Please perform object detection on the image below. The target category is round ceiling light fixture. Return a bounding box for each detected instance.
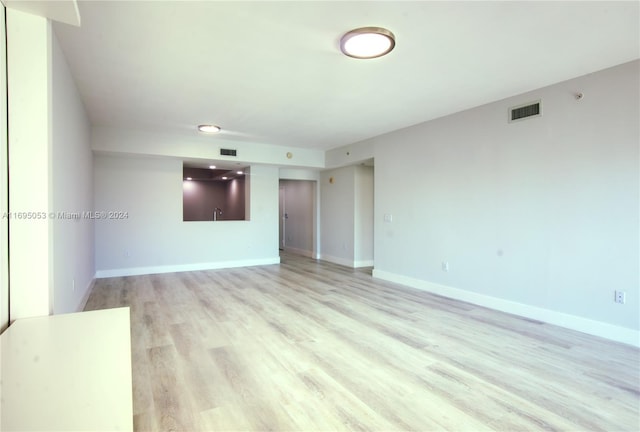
[198,124,221,133]
[340,27,395,59]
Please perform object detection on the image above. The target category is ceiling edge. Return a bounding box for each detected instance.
[4,0,80,26]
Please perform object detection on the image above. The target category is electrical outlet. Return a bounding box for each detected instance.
[615,290,626,304]
[442,261,449,272]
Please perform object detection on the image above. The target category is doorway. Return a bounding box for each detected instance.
[279,180,317,258]
[279,185,285,249]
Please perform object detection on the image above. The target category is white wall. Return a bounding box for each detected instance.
[320,166,356,266]
[320,165,374,268]
[51,31,94,314]
[93,126,325,169]
[5,11,94,319]
[280,180,315,257]
[0,5,9,332]
[366,60,639,345]
[325,140,374,170]
[279,168,321,182]
[354,165,374,266]
[6,10,52,320]
[94,155,279,276]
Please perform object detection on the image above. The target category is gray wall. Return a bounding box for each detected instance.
[225,176,246,221]
[183,168,246,221]
[183,181,226,221]
[368,60,639,335]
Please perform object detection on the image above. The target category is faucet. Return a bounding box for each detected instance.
[213,207,223,221]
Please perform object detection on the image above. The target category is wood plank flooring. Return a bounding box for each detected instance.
[85,252,640,431]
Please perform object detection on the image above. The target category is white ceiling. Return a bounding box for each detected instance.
[5,0,80,26]
[52,1,639,151]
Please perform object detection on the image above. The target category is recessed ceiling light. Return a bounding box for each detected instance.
[198,124,221,133]
[186,177,192,181]
[221,176,228,180]
[209,165,216,169]
[340,27,395,59]
[236,171,243,175]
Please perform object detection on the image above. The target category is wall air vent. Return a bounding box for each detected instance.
[509,100,541,123]
[220,148,237,157]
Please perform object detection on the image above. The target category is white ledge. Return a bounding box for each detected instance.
[1,307,133,431]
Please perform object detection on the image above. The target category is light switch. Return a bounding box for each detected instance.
[384,213,393,223]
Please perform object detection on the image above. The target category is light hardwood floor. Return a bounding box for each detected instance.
[85,252,640,431]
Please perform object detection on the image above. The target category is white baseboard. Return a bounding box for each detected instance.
[75,278,96,312]
[95,257,281,278]
[318,254,355,268]
[318,255,373,268]
[283,246,314,258]
[372,269,640,348]
[319,254,373,268]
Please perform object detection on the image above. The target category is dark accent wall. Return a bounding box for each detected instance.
[182,167,246,221]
